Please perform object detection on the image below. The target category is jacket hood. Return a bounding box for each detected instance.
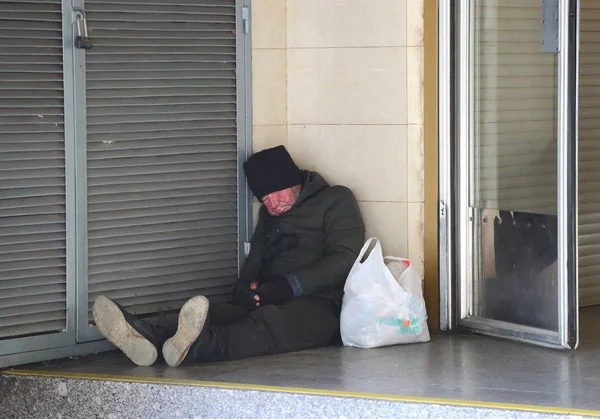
[297,171,329,204]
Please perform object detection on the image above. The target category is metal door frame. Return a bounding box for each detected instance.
[438,0,579,348]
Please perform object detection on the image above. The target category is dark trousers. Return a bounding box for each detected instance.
[161,296,341,364]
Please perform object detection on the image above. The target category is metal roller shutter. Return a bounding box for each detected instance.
[85,0,240,316]
[578,0,600,307]
[0,0,67,338]
[472,0,558,215]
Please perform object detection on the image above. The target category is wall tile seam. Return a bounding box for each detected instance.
[284,0,289,132]
[286,46,411,49]
[357,200,426,204]
[285,123,414,126]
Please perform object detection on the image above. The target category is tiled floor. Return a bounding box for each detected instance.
[13,307,600,413]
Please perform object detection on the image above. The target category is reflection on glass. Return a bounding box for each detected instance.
[471,1,557,214]
[469,1,559,331]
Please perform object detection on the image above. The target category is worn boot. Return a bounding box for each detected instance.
[162,295,210,367]
[92,295,168,367]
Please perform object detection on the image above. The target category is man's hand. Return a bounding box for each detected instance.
[232,284,260,309]
[255,278,293,306]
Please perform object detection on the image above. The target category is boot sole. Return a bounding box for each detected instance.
[162,296,209,367]
[92,295,158,367]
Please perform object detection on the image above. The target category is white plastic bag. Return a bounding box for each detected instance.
[340,238,430,348]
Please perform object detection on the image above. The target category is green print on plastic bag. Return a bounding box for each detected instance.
[376,317,422,334]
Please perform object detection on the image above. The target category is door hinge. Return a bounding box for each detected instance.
[242,6,250,34]
[244,241,251,256]
[541,0,559,53]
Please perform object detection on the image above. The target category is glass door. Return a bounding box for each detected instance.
[446,0,579,348]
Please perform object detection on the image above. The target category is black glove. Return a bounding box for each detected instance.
[256,277,294,306]
[232,284,258,310]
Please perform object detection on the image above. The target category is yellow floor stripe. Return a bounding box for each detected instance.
[4,369,600,417]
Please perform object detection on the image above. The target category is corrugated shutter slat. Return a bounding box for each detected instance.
[86,1,239,317]
[0,1,67,339]
[579,1,600,306]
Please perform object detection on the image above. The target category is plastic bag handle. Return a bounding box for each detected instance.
[383,256,408,262]
[355,237,380,265]
[383,256,410,266]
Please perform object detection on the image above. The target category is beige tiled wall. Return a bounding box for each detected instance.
[251,0,287,151]
[251,0,425,275]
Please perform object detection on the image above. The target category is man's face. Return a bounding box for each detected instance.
[262,185,302,216]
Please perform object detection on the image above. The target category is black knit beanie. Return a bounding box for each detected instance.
[244,145,304,200]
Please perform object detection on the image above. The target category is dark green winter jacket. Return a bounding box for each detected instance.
[237,171,365,305]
